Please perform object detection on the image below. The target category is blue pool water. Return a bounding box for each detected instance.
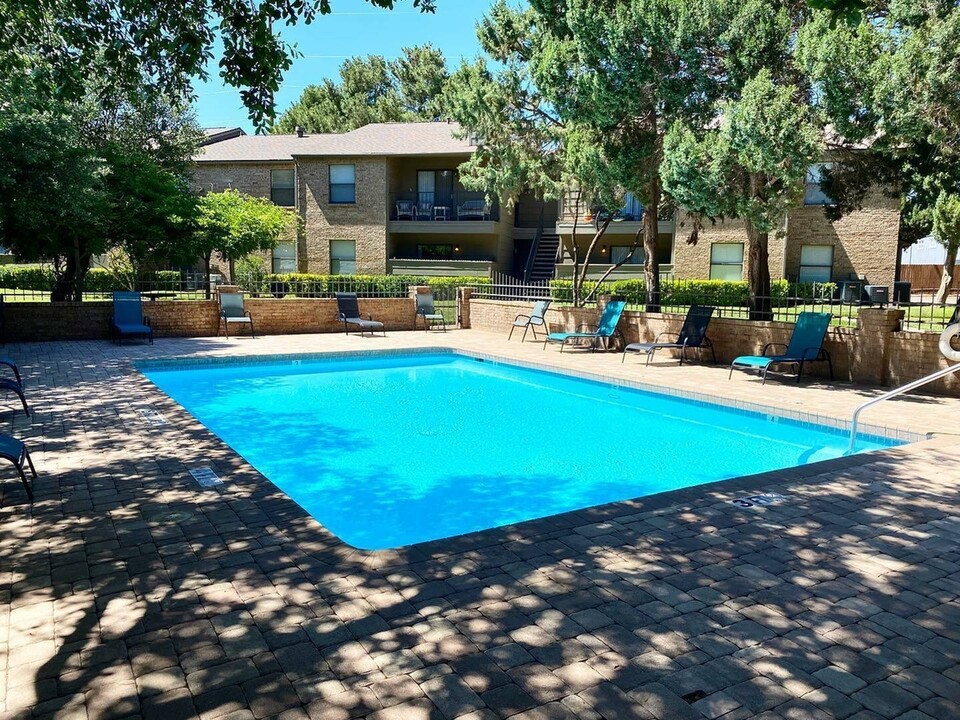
[142,352,897,550]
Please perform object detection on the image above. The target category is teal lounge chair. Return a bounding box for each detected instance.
[623,305,716,365]
[111,291,153,345]
[219,292,255,338]
[729,311,834,384]
[414,292,446,332]
[0,434,36,501]
[509,300,551,341]
[544,299,627,352]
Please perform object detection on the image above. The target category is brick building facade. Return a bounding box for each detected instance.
[194,123,901,289]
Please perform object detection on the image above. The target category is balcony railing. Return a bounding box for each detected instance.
[389,192,500,222]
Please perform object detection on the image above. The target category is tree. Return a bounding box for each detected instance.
[0,78,203,300]
[1,0,436,128]
[446,0,721,310]
[272,45,449,134]
[663,70,822,319]
[798,3,960,315]
[933,193,960,306]
[193,190,295,295]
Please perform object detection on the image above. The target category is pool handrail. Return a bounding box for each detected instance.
[848,362,960,453]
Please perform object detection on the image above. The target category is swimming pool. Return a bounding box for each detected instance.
[142,351,898,550]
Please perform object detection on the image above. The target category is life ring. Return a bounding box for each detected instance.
[939,323,960,362]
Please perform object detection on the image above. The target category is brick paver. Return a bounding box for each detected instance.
[1,330,959,720]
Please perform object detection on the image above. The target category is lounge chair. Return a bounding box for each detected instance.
[509,300,551,341]
[544,299,627,352]
[219,292,255,338]
[729,311,834,384]
[622,305,716,365]
[0,434,36,501]
[396,200,416,220]
[336,293,385,337]
[111,291,153,345]
[458,199,490,220]
[414,292,446,332]
[417,200,434,220]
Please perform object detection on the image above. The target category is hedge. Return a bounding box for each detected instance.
[238,272,493,298]
[548,278,838,306]
[0,266,183,292]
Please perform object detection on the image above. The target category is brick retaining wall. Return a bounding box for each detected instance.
[4,297,418,342]
[469,298,960,396]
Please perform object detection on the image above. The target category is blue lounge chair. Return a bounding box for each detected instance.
[729,311,834,384]
[0,434,36,501]
[622,305,716,365]
[414,292,446,332]
[509,300,551,341]
[111,291,153,345]
[219,292,255,338]
[544,299,627,352]
[336,293,385,337]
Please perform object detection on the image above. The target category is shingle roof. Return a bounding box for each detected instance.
[193,122,474,162]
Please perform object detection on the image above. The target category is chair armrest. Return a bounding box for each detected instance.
[762,342,788,356]
[800,346,825,360]
[514,313,531,322]
[654,331,680,343]
[245,311,252,319]
[143,316,152,327]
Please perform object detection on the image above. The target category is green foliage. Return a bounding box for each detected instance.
[933,193,960,255]
[194,190,294,270]
[272,45,449,134]
[548,278,837,307]
[0,266,182,292]
[2,1,437,129]
[239,273,491,298]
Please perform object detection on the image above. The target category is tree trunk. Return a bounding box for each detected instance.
[50,242,91,302]
[934,243,958,306]
[643,174,661,312]
[746,221,773,321]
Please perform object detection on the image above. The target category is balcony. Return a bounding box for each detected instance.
[388,192,500,234]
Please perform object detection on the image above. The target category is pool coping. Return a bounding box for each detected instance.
[127,346,937,569]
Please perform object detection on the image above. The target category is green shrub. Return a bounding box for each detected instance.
[253,273,492,298]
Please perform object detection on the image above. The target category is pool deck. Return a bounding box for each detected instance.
[3,329,960,720]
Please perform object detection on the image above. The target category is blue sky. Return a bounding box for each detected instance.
[193,0,497,131]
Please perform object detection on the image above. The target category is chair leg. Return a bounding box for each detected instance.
[14,463,33,502]
[796,360,804,384]
[728,362,736,380]
[250,321,256,339]
[508,325,515,341]
[825,350,834,380]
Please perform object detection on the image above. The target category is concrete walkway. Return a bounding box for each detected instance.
[1,330,959,720]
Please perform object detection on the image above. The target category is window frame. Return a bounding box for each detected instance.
[709,243,744,281]
[804,163,835,206]
[329,164,356,205]
[798,244,834,283]
[271,242,297,274]
[270,169,295,207]
[329,239,357,275]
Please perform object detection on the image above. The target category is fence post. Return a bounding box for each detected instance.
[458,287,473,329]
[851,307,905,386]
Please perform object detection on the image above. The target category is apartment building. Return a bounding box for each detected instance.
[194,122,901,289]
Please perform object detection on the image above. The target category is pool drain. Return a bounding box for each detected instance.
[138,407,168,426]
[189,467,223,488]
[729,492,787,508]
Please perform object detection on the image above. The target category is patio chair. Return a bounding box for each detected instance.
[509,300,551,341]
[458,199,490,220]
[544,299,627,353]
[336,293,386,337]
[111,291,153,345]
[396,200,417,221]
[219,292,255,338]
[417,199,434,221]
[729,311,834,384]
[0,355,21,385]
[0,434,37,501]
[622,305,716,365]
[414,292,446,332]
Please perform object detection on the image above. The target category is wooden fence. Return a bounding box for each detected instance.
[900,264,960,291]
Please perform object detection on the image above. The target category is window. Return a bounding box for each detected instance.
[620,193,643,221]
[272,242,296,273]
[329,164,356,204]
[611,246,643,265]
[270,169,295,207]
[710,243,744,281]
[607,234,673,266]
[330,240,356,274]
[798,245,834,282]
[804,163,835,206]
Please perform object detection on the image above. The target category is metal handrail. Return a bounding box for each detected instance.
[848,362,960,453]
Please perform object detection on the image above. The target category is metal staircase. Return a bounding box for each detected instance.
[527,233,560,282]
